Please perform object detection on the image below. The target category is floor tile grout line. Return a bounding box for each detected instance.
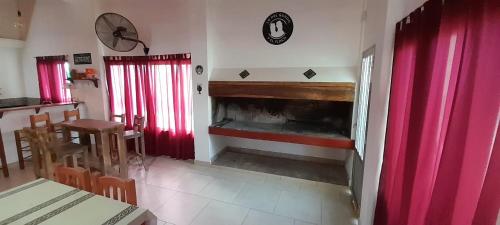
[272,189,284,214]
[239,207,251,225]
[187,199,213,225]
[247,208,297,223]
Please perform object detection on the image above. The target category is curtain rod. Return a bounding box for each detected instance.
[33,54,69,58]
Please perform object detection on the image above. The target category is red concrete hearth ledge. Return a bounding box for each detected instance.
[209,126,355,150]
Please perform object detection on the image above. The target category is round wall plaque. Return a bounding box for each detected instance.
[262,12,294,45]
[195,65,203,75]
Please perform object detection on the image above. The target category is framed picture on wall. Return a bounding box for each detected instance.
[73,53,92,65]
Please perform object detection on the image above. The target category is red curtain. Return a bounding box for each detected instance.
[36,56,70,103]
[104,54,194,160]
[375,0,500,224]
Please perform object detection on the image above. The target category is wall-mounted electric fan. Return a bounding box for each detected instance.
[95,13,150,55]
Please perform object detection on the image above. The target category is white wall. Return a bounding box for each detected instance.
[211,67,357,82]
[188,0,212,163]
[0,38,25,98]
[358,0,424,224]
[95,0,191,56]
[208,0,363,68]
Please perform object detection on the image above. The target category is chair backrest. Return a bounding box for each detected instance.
[96,176,137,206]
[64,109,80,121]
[23,127,52,178]
[23,127,56,156]
[133,116,145,133]
[54,166,92,192]
[111,114,125,123]
[30,112,52,130]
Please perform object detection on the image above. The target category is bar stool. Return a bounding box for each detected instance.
[0,129,9,177]
[124,116,146,170]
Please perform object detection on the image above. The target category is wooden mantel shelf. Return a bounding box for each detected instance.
[209,81,356,102]
[209,126,355,149]
[0,101,83,119]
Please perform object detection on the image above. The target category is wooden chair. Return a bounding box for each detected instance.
[54,166,92,192]
[124,116,147,170]
[95,176,137,206]
[53,109,79,135]
[30,112,54,131]
[0,129,9,177]
[64,109,81,121]
[13,112,53,170]
[62,109,81,142]
[14,129,30,169]
[23,127,89,179]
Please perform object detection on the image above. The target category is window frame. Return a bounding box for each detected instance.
[355,46,375,161]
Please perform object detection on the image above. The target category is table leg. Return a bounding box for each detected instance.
[99,131,112,176]
[63,127,72,143]
[79,132,95,158]
[116,128,128,179]
[0,131,9,177]
[14,130,25,170]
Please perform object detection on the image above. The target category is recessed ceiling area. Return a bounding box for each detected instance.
[0,0,35,40]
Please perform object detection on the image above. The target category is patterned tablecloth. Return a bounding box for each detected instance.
[0,179,156,225]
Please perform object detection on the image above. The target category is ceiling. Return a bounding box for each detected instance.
[0,0,35,40]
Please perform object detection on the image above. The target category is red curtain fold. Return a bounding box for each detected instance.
[375,0,500,224]
[104,54,194,160]
[36,55,70,103]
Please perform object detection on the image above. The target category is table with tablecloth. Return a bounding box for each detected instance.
[0,179,156,225]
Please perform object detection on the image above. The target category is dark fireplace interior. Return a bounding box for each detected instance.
[211,97,353,139]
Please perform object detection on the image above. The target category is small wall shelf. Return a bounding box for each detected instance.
[68,77,99,88]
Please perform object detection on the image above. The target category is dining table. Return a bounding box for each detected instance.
[60,119,128,178]
[0,178,157,225]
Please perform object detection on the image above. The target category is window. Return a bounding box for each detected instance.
[105,55,194,159]
[355,47,375,160]
[36,56,71,103]
[105,56,193,134]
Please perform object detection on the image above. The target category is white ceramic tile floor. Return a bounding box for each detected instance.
[242,210,294,225]
[190,201,249,225]
[0,156,358,225]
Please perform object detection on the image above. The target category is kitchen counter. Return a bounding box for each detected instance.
[0,98,82,118]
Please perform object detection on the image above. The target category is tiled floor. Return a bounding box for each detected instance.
[0,157,358,225]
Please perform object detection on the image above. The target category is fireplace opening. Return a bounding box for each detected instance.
[211,97,353,141]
